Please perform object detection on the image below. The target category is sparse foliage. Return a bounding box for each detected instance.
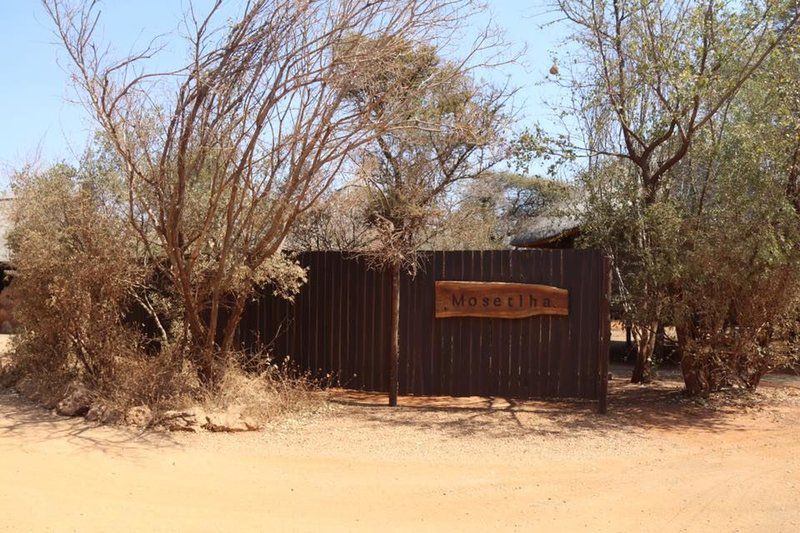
[343,38,513,404]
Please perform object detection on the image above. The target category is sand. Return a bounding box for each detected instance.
[2,371,799,532]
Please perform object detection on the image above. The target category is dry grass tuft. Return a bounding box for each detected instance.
[200,354,327,426]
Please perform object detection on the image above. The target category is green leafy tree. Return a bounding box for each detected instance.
[549,0,800,383]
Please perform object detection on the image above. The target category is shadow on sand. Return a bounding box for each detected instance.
[0,391,181,456]
[326,370,799,440]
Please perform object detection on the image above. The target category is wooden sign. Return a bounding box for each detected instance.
[435,281,568,319]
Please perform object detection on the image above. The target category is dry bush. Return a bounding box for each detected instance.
[6,165,184,408]
[4,163,322,425]
[199,353,326,426]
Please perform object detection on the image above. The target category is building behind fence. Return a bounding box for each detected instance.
[238,249,610,405]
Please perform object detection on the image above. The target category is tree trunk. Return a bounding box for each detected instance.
[631,321,657,383]
[676,325,715,396]
[625,321,633,354]
[680,354,707,396]
[388,263,400,407]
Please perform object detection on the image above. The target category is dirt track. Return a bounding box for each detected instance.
[2,373,800,532]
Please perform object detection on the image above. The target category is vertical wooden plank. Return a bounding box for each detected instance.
[439,253,448,396]
[564,250,583,398]
[329,251,338,383]
[477,250,492,397]
[398,266,410,395]
[448,251,470,396]
[557,250,575,397]
[315,252,330,377]
[339,256,350,387]
[488,250,503,396]
[359,256,369,389]
[468,250,482,396]
[299,253,309,376]
[578,250,593,398]
[598,253,611,412]
[308,253,317,375]
[585,250,600,399]
[423,252,442,394]
[364,263,375,390]
[376,267,386,392]
[439,252,454,395]
[494,249,508,397]
[419,252,434,395]
[507,250,523,398]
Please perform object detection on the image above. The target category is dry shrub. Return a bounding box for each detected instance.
[4,163,322,426]
[200,353,325,426]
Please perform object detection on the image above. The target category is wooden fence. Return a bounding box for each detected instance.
[238,249,610,408]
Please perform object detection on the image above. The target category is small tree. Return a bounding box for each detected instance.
[43,0,482,387]
[341,39,512,405]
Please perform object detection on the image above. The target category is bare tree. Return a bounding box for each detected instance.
[43,0,483,387]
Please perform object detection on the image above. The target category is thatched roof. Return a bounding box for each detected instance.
[510,214,581,248]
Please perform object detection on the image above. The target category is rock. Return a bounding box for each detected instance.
[160,408,203,432]
[85,404,122,424]
[204,412,249,432]
[203,406,255,432]
[56,385,91,417]
[125,405,153,428]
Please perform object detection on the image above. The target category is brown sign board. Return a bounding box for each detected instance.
[435,281,569,319]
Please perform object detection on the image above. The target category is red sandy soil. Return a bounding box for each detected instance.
[2,369,799,532]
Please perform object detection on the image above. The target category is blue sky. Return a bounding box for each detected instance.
[0,1,571,189]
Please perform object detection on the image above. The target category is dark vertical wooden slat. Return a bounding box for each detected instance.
[507,250,523,398]
[308,253,317,376]
[315,252,330,377]
[488,251,503,396]
[452,251,465,396]
[557,250,576,397]
[365,263,376,390]
[495,249,509,397]
[413,255,427,395]
[431,253,443,395]
[376,267,386,392]
[585,250,600,399]
[542,250,555,397]
[468,251,482,396]
[578,250,593,397]
[325,252,342,386]
[563,250,582,398]
[477,250,492,397]
[439,252,454,395]
[398,267,410,395]
[338,256,349,386]
[423,252,442,394]
[419,252,434,395]
[357,257,368,390]
[299,253,309,376]
[598,254,611,412]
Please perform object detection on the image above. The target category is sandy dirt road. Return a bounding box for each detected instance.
[1,375,799,532]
